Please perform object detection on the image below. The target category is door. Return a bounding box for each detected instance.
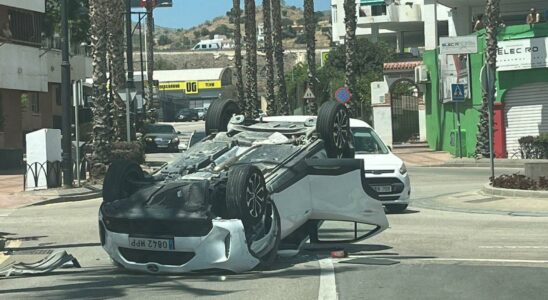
[391,80,420,144]
[305,159,388,240]
[504,82,548,158]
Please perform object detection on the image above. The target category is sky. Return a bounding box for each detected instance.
[134,0,332,29]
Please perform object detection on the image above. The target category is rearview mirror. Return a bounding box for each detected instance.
[313,220,379,243]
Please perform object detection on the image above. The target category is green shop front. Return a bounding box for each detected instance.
[423,23,548,158]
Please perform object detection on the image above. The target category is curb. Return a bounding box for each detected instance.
[481,183,548,199]
[27,190,102,207]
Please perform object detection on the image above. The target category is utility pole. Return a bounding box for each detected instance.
[61,0,73,187]
[125,0,134,141]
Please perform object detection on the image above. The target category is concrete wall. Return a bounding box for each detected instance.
[0,0,45,13]
[372,105,393,147]
[45,51,92,83]
[0,44,48,92]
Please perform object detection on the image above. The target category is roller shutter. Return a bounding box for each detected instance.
[504,82,548,158]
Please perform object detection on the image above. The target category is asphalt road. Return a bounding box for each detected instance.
[1,167,548,299]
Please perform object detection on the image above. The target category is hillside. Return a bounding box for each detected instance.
[152,5,332,51]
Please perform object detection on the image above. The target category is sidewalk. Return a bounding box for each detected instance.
[392,148,453,167]
[413,189,548,217]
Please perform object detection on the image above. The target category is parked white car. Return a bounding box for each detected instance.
[350,119,411,213]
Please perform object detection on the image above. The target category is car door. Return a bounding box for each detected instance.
[305,158,389,240]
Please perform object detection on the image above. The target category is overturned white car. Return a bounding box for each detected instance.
[99,99,389,274]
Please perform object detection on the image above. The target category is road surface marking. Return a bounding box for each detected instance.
[0,240,22,265]
[479,246,548,249]
[318,257,338,300]
[416,258,548,264]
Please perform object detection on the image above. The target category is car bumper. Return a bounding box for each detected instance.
[365,172,411,205]
[100,218,261,274]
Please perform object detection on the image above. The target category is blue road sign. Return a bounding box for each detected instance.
[335,87,352,104]
[451,84,465,102]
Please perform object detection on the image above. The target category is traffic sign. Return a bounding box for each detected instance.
[117,91,137,102]
[303,87,315,99]
[451,84,465,102]
[335,87,352,104]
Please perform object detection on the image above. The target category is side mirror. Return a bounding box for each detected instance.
[311,220,380,244]
[177,131,182,134]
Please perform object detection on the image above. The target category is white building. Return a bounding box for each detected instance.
[0,0,91,169]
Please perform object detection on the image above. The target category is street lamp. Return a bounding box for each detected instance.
[61,0,73,187]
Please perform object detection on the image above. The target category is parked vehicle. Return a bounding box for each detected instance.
[194,107,208,120]
[176,108,199,122]
[143,124,180,153]
[192,39,222,51]
[350,119,411,213]
[100,100,388,274]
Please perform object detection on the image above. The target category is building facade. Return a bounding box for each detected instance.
[0,0,91,169]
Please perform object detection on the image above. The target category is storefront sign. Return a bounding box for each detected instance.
[439,54,471,103]
[159,80,222,94]
[497,37,548,71]
[440,36,478,55]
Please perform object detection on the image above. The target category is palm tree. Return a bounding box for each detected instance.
[476,0,499,158]
[304,0,317,115]
[272,0,289,115]
[343,0,358,116]
[244,0,258,118]
[107,0,126,140]
[263,0,276,116]
[89,0,113,178]
[232,0,245,110]
[145,1,156,122]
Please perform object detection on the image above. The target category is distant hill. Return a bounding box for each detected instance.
[151,5,332,51]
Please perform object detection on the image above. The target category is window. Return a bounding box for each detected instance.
[55,84,61,106]
[30,93,39,114]
[201,44,207,49]
[7,8,43,46]
[332,5,337,23]
[371,5,387,16]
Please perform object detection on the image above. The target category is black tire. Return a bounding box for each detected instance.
[256,201,281,269]
[316,101,353,158]
[226,165,267,226]
[205,99,241,135]
[102,160,144,202]
[385,204,408,214]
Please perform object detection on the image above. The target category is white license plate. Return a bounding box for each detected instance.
[128,237,175,251]
[157,144,168,148]
[373,185,392,193]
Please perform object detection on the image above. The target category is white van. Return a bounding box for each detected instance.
[192,39,222,51]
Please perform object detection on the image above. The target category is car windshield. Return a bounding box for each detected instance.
[352,127,389,154]
[178,109,192,114]
[146,125,174,134]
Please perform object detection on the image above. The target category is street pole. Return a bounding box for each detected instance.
[60,0,73,187]
[139,14,146,123]
[126,0,134,141]
[73,81,81,187]
[455,101,463,159]
[486,65,495,179]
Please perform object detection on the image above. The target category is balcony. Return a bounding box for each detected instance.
[358,1,423,27]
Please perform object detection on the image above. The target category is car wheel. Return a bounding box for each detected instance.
[205,99,240,135]
[226,165,267,226]
[385,204,408,214]
[102,160,144,202]
[254,201,281,269]
[316,101,353,158]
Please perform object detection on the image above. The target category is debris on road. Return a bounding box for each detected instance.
[0,250,81,277]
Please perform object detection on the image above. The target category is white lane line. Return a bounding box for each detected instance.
[479,246,548,249]
[416,258,548,264]
[318,257,338,300]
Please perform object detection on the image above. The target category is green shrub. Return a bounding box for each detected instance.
[518,135,548,159]
[110,141,145,165]
[491,173,548,191]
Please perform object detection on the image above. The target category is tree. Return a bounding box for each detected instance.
[476,0,500,158]
[145,1,156,123]
[200,27,211,38]
[213,24,233,38]
[106,0,127,141]
[304,0,317,115]
[44,0,90,47]
[263,0,276,116]
[343,0,358,116]
[272,0,290,115]
[158,34,172,46]
[193,30,201,39]
[244,0,259,118]
[231,0,245,110]
[89,0,113,178]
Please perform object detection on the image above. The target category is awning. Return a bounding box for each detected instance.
[383,61,422,71]
[360,0,386,6]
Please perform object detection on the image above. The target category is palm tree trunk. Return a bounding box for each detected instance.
[90,0,113,178]
[145,3,157,123]
[304,0,317,115]
[232,0,245,111]
[107,0,126,141]
[343,0,358,116]
[244,0,258,118]
[476,0,499,158]
[272,0,289,115]
[263,0,276,116]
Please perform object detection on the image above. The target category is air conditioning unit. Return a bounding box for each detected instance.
[415,65,429,83]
